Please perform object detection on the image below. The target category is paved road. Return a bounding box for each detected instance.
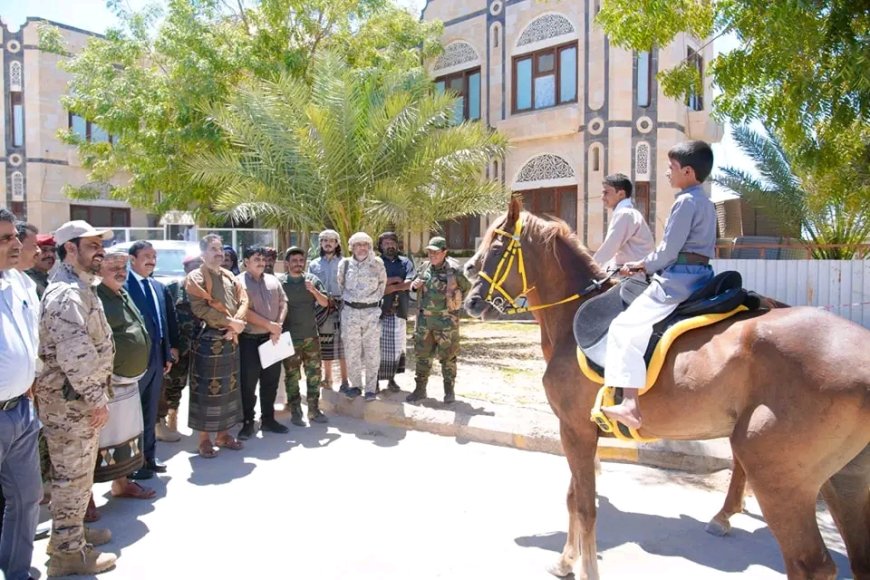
[30,414,849,579]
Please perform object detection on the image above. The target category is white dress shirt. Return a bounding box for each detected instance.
[131,269,163,338]
[593,198,655,270]
[0,269,39,399]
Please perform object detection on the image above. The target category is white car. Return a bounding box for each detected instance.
[109,239,200,295]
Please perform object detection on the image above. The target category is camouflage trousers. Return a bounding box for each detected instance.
[38,398,100,553]
[341,307,381,393]
[283,337,322,402]
[414,323,460,388]
[158,349,190,420]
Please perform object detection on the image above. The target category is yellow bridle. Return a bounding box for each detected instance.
[478,219,583,315]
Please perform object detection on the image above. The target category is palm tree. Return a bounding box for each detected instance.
[715,125,870,259]
[187,53,508,245]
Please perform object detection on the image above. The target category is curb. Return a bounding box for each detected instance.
[320,389,732,473]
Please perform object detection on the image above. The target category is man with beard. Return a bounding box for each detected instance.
[280,246,329,426]
[263,247,278,275]
[26,233,56,299]
[307,230,348,390]
[0,210,42,580]
[35,220,116,576]
[376,232,415,392]
[125,241,179,480]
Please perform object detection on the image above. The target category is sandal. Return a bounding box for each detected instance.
[111,481,156,499]
[198,440,217,459]
[215,436,244,451]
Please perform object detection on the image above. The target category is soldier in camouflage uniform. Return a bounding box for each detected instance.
[280,247,330,426]
[156,255,203,442]
[407,237,471,404]
[35,221,117,576]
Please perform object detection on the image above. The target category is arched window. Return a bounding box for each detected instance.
[590,145,601,173]
[11,172,24,201]
[636,51,651,107]
[492,23,500,48]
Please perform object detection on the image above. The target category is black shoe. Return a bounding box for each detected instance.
[237,421,256,440]
[387,379,401,393]
[129,468,154,481]
[346,387,362,398]
[261,418,289,434]
[145,460,167,473]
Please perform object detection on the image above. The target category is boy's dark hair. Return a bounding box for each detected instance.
[15,221,38,241]
[56,238,82,261]
[243,245,266,260]
[199,233,222,253]
[668,140,714,183]
[603,174,633,198]
[128,240,154,257]
[284,246,306,261]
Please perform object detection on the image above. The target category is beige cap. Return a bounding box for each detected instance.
[53,220,114,246]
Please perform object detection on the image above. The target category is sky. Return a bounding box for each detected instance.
[1,0,752,198]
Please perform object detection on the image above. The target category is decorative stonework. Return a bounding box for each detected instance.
[588,117,604,136]
[636,115,653,134]
[635,142,651,179]
[9,61,23,92]
[490,0,503,16]
[6,40,21,53]
[8,154,22,167]
[516,154,575,183]
[434,42,479,71]
[517,14,575,46]
[11,172,25,202]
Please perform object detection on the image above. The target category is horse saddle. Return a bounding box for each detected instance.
[574,271,757,385]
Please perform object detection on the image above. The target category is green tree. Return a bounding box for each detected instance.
[596,0,869,168]
[186,55,508,243]
[716,125,870,259]
[39,0,442,217]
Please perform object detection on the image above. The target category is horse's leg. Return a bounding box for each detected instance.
[548,422,599,580]
[706,457,747,537]
[819,446,870,579]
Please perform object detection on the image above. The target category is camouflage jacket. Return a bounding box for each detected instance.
[26,268,49,300]
[416,258,471,329]
[36,262,114,409]
[173,285,201,355]
[337,254,386,305]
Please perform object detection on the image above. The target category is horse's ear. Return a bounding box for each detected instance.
[507,194,522,226]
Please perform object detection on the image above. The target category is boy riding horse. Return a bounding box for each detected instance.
[602,140,716,430]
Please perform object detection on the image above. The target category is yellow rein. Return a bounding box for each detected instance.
[478,219,581,315]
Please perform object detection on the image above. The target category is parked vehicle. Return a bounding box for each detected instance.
[109,239,200,299]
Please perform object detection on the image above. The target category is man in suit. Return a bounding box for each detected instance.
[125,241,179,480]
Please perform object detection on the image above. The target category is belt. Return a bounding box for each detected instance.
[239,332,271,340]
[676,252,710,265]
[0,394,24,412]
[345,301,380,309]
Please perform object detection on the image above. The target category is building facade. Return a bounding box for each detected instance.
[423,0,721,251]
[1,17,151,232]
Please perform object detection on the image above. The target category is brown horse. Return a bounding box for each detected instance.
[464,198,870,580]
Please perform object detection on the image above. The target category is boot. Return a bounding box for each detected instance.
[47,545,117,577]
[307,397,328,424]
[443,383,456,404]
[167,409,181,435]
[386,379,401,393]
[289,398,307,427]
[47,527,112,555]
[405,379,428,403]
[155,417,181,443]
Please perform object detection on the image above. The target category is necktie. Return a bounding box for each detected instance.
[140,277,163,338]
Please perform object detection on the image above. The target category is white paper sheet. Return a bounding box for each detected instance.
[258,331,295,368]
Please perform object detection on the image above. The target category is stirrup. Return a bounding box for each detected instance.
[589,385,616,433]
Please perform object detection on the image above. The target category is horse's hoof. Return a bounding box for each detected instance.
[547,560,574,578]
[705,517,731,537]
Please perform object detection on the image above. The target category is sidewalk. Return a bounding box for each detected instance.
[321,387,733,473]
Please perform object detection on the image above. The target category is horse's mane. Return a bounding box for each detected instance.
[480,210,606,279]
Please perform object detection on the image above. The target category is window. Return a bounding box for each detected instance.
[634,182,651,224]
[70,205,130,227]
[440,215,481,250]
[636,51,651,107]
[516,187,577,227]
[68,112,113,143]
[513,43,577,113]
[686,48,704,111]
[591,145,601,172]
[11,92,23,147]
[435,68,481,123]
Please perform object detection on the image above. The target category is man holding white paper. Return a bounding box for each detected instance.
[236,246,289,439]
[280,247,330,427]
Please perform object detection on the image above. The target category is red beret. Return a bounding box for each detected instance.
[36,234,56,246]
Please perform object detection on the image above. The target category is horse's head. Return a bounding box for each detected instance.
[464,196,528,320]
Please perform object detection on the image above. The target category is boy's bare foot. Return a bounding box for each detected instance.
[601,403,643,430]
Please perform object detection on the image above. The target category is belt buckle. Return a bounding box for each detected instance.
[1,396,19,411]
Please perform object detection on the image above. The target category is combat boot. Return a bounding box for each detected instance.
[307,397,328,424]
[167,409,181,435]
[47,527,112,555]
[155,417,181,442]
[405,379,428,403]
[289,397,307,427]
[443,383,456,404]
[47,545,116,576]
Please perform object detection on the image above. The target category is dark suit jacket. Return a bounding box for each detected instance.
[125,272,179,366]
